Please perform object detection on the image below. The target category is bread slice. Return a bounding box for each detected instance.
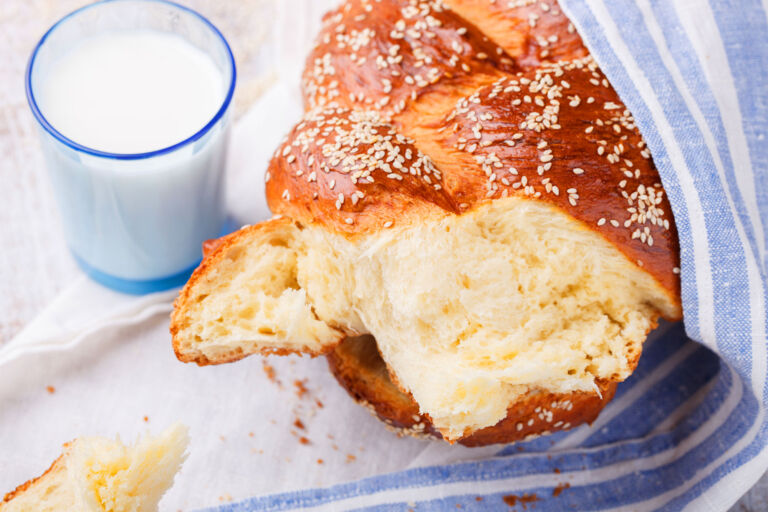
[1,425,188,512]
[327,335,617,446]
[171,216,347,365]
[172,196,676,441]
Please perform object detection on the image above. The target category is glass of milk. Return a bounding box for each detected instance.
[26,0,235,294]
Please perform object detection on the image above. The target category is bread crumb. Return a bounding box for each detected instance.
[552,482,571,497]
[248,432,255,437]
[553,468,560,473]
[502,493,538,508]
[346,454,356,463]
[299,436,310,445]
[476,497,483,502]
[262,361,279,385]
[294,379,309,399]
[317,458,324,464]
[294,419,306,430]
[316,399,324,408]
[46,386,55,394]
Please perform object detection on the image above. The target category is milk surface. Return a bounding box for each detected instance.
[40,30,225,154]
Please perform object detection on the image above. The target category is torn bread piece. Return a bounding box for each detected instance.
[172,193,677,440]
[327,335,617,446]
[1,424,188,512]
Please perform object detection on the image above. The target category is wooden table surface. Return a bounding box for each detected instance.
[0,1,763,510]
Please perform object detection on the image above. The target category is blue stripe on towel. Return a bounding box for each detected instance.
[708,0,768,268]
[647,0,763,273]
[599,0,755,379]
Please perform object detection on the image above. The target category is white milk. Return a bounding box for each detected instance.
[39,30,224,154]
[28,7,235,292]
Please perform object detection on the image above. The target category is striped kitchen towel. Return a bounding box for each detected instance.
[208,0,768,510]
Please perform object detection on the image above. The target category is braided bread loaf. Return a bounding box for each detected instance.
[171,0,681,444]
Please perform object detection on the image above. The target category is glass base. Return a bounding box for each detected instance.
[71,216,240,295]
[73,254,200,295]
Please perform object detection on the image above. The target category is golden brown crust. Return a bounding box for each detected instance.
[302,0,591,143]
[201,237,225,258]
[443,0,589,67]
[1,448,68,507]
[303,0,517,115]
[327,336,617,446]
[170,217,345,366]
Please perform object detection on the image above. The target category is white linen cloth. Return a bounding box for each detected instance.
[2,0,767,510]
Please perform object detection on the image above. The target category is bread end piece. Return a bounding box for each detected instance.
[1,424,188,512]
[171,217,345,365]
[328,336,617,446]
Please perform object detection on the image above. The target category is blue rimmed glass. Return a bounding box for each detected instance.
[26,0,236,294]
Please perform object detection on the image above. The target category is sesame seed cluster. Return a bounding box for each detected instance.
[303,0,516,115]
[268,107,454,231]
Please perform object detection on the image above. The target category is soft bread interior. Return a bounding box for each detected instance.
[173,197,677,439]
[1,425,188,512]
[1,459,71,512]
[172,218,346,363]
[328,335,619,446]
